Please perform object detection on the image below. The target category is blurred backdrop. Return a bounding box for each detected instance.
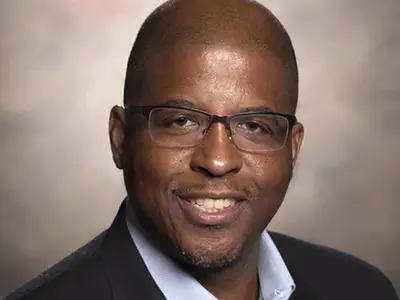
[0,0,399,297]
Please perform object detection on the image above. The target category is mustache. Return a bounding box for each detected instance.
[171,180,257,198]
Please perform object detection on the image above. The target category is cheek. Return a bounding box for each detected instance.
[136,148,189,180]
[246,153,292,189]
[130,129,188,178]
[127,141,193,240]
[130,133,193,196]
[246,154,293,229]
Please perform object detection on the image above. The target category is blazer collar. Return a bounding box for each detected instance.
[100,201,166,300]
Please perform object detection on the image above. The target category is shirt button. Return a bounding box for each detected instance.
[274,289,283,298]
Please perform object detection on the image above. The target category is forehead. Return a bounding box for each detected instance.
[140,43,291,114]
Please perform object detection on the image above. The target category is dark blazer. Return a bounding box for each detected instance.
[4,202,398,300]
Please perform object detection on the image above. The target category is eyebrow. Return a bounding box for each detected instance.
[162,99,198,108]
[239,106,273,113]
[160,99,274,114]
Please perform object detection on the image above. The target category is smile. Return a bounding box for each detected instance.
[187,198,236,213]
[178,196,245,226]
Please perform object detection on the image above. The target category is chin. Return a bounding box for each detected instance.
[180,248,239,269]
[175,234,246,269]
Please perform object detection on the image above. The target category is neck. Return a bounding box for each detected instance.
[186,239,261,300]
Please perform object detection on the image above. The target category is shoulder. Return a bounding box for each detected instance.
[4,231,111,300]
[269,231,398,300]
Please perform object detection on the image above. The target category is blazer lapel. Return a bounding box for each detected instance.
[288,270,320,300]
[269,232,321,300]
[100,201,166,300]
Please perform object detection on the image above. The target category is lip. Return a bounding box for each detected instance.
[177,196,245,226]
[175,190,247,200]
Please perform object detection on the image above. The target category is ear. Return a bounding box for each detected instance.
[290,122,304,168]
[109,105,126,170]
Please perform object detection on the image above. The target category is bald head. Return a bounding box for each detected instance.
[124,0,298,112]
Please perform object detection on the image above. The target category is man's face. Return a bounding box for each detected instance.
[110,43,304,268]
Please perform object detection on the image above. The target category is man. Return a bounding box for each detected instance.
[5,0,398,299]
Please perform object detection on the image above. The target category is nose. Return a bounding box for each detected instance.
[190,123,243,177]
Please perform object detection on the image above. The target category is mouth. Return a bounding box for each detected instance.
[185,198,237,213]
[176,195,246,226]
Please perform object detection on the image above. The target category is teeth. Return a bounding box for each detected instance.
[189,198,236,212]
[196,199,204,206]
[223,199,232,208]
[204,199,214,209]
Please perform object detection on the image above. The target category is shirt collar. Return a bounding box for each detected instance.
[258,231,296,299]
[125,202,295,300]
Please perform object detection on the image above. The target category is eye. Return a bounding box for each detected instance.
[173,117,196,127]
[166,116,198,128]
[237,121,272,134]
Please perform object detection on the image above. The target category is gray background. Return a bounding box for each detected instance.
[0,0,399,297]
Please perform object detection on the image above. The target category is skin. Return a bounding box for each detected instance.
[109,1,304,299]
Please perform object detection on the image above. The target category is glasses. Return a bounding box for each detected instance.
[125,105,297,153]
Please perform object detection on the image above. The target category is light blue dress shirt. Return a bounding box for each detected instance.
[126,203,295,300]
